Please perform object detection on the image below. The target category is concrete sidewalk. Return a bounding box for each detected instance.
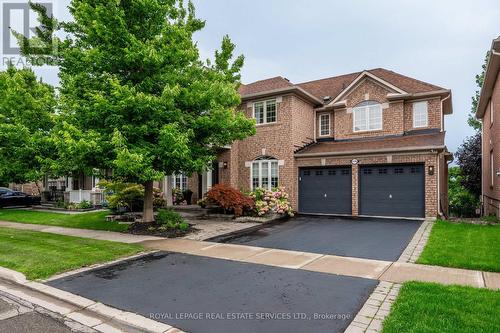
[140,238,500,290]
[1,219,499,289]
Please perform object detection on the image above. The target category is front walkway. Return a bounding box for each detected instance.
[1,219,498,289]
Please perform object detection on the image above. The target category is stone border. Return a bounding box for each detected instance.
[345,281,402,333]
[397,219,434,263]
[0,268,184,333]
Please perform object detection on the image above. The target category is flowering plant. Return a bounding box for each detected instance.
[250,187,294,217]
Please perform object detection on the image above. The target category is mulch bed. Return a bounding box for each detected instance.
[127,222,196,238]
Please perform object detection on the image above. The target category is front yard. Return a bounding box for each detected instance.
[417,220,500,272]
[0,209,128,232]
[0,227,143,280]
[382,282,500,333]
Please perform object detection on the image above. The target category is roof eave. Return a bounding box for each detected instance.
[240,87,323,105]
[476,38,500,119]
[295,145,446,158]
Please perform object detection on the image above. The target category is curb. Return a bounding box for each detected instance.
[0,267,185,333]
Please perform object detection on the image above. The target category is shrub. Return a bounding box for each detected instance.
[172,188,185,205]
[250,187,294,217]
[205,184,255,216]
[100,181,165,212]
[449,167,480,217]
[156,208,189,230]
[77,200,93,209]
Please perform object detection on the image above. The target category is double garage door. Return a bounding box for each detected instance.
[299,164,425,218]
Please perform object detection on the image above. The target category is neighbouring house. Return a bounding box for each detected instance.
[179,68,453,219]
[476,37,500,217]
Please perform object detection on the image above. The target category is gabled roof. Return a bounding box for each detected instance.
[295,131,446,157]
[476,37,500,119]
[240,68,449,109]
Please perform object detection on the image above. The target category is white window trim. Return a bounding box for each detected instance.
[253,99,277,125]
[250,160,279,190]
[413,101,428,128]
[352,104,382,132]
[172,174,188,191]
[318,113,331,137]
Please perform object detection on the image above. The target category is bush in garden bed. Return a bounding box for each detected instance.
[250,187,294,217]
[204,184,255,216]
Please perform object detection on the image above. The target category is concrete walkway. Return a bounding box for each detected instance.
[1,220,499,290]
[140,238,500,290]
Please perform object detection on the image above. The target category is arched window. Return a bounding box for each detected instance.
[251,156,279,190]
[353,100,382,132]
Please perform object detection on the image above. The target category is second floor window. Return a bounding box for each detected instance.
[319,113,331,136]
[413,101,428,128]
[353,101,382,132]
[254,99,277,125]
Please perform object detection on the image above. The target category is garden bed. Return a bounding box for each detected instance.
[127,221,196,238]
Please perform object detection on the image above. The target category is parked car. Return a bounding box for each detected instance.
[0,187,41,208]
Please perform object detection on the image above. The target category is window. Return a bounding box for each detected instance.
[172,174,188,190]
[254,99,277,125]
[378,168,388,174]
[413,101,428,128]
[303,170,311,176]
[251,157,279,190]
[315,170,323,176]
[319,113,331,136]
[328,170,336,176]
[394,168,404,174]
[363,169,372,175]
[353,101,382,132]
[342,169,350,175]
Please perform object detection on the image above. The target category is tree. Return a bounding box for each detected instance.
[18,0,255,222]
[448,166,479,217]
[0,64,56,187]
[455,132,481,197]
[469,52,490,131]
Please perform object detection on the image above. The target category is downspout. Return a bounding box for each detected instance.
[313,109,317,142]
[437,152,441,217]
[440,94,451,132]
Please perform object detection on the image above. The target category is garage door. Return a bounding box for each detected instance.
[299,167,352,215]
[359,165,425,218]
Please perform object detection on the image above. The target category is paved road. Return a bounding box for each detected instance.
[228,216,422,261]
[0,293,90,333]
[49,252,378,333]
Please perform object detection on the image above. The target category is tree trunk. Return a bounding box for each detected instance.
[143,180,154,223]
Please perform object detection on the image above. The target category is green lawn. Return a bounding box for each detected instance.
[382,282,500,333]
[0,209,128,232]
[417,220,500,272]
[0,227,143,280]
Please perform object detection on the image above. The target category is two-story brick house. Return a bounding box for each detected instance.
[476,37,500,217]
[181,68,452,219]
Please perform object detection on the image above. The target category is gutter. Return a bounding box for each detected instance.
[294,145,446,158]
[440,93,451,131]
[240,86,323,105]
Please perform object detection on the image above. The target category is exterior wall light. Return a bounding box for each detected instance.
[428,165,435,175]
[223,161,228,169]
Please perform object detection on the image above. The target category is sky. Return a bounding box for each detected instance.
[4,0,500,153]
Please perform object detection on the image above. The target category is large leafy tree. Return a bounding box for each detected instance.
[0,64,56,187]
[18,0,255,221]
[468,52,490,131]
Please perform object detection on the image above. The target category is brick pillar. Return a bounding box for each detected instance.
[352,164,359,216]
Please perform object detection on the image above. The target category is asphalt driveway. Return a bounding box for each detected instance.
[49,252,377,333]
[227,216,422,261]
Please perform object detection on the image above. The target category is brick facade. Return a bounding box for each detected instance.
[187,69,451,218]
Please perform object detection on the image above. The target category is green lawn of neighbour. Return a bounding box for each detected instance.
[0,227,143,280]
[0,209,128,232]
[382,282,500,333]
[417,220,500,272]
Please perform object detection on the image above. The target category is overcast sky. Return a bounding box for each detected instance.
[8,0,500,153]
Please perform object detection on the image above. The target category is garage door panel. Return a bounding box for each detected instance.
[299,167,352,215]
[360,165,424,218]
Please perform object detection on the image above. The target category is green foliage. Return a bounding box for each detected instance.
[17,1,255,222]
[76,200,93,209]
[99,181,144,211]
[469,52,490,131]
[0,65,56,185]
[448,166,480,217]
[156,208,188,230]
